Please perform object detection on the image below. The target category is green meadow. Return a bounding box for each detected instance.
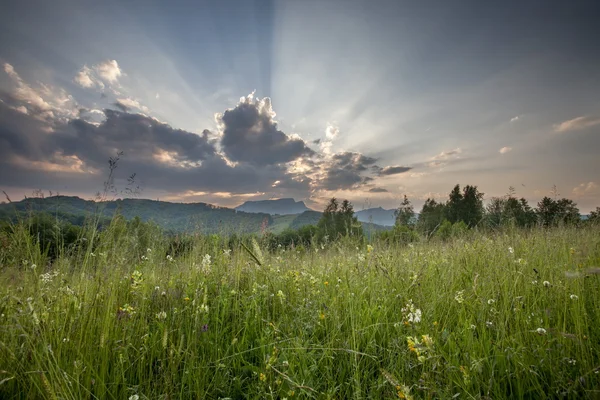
[1,219,599,399]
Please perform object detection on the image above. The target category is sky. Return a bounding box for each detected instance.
[0,0,599,212]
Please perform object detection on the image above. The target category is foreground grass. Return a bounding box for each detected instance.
[1,224,599,399]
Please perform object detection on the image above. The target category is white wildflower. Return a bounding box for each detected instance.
[357,253,365,262]
[543,281,550,287]
[508,247,514,254]
[570,294,578,300]
[531,280,538,285]
[487,299,495,305]
[401,299,422,323]
[486,321,493,328]
[146,248,152,253]
[201,254,212,274]
[166,255,174,262]
[470,324,476,330]
[536,327,547,335]
[129,395,139,400]
[223,249,231,257]
[156,311,167,321]
[454,290,465,304]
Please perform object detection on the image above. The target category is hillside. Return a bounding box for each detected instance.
[0,196,271,234]
[235,198,311,215]
[354,207,397,226]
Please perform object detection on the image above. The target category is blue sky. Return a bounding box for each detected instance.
[1,0,599,212]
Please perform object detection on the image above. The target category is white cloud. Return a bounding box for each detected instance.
[431,148,462,161]
[499,146,512,154]
[2,63,77,121]
[74,65,96,88]
[325,123,339,140]
[117,97,149,113]
[554,116,600,133]
[510,115,519,123]
[572,182,598,197]
[95,60,122,83]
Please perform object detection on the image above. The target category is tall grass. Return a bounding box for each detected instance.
[0,220,599,399]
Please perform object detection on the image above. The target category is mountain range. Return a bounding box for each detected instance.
[0,196,393,234]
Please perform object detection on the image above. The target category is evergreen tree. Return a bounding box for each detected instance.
[394,195,415,227]
[417,198,446,237]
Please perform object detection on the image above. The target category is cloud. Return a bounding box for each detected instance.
[510,116,519,123]
[554,116,600,133]
[74,66,97,88]
[378,165,412,176]
[114,98,149,113]
[325,124,339,140]
[315,151,378,191]
[94,60,122,84]
[74,60,122,89]
[2,63,78,121]
[431,148,462,161]
[572,182,598,197]
[499,146,512,154]
[368,187,388,193]
[217,93,314,166]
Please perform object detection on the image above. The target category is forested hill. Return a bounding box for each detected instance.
[0,196,393,235]
[0,196,272,234]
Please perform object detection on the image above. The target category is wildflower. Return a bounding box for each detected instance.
[90,252,96,257]
[146,248,152,253]
[324,281,329,286]
[536,327,547,335]
[141,255,148,261]
[401,299,422,323]
[156,311,167,321]
[470,324,476,330]
[486,321,493,328]
[570,294,578,300]
[569,247,575,255]
[337,277,342,284]
[155,286,160,291]
[454,290,465,304]
[357,253,366,262]
[320,312,325,320]
[531,280,538,285]
[201,254,212,274]
[201,324,209,332]
[259,372,266,381]
[568,358,576,365]
[166,255,174,262]
[223,249,231,257]
[367,244,373,254]
[199,304,209,314]
[487,299,495,305]
[543,281,550,287]
[508,247,514,254]
[129,395,139,400]
[276,290,286,302]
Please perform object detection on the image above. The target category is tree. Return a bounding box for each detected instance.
[317,198,362,240]
[445,184,463,223]
[417,198,446,237]
[536,196,580,226]
[588,207,600,224]
[394,195,415,227]
[461,185,485,227]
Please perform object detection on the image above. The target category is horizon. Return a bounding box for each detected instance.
[1,1,599,213]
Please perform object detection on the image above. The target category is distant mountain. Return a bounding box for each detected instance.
[235,198,311,215]
[354,207,397,226]
[0,196,271,234]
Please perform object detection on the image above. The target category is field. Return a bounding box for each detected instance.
[1,222,599,399]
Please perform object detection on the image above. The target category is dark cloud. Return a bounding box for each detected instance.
[368,187,389,193]
[219,96,314,166]
[378,165,412,176]
[317,152,379,191]
[0,100,309,197]
[113,101,130,112]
